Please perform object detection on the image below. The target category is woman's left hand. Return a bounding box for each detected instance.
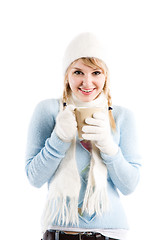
[82,111,118,156]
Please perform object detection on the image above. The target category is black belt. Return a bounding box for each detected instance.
[42,230,118,240]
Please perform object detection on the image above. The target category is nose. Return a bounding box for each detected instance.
[82,75,93,88]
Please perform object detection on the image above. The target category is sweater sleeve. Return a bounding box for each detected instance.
[101,107,141,195]
[25,99,71,188]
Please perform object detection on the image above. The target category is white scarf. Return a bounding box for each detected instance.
[41,92,109,233]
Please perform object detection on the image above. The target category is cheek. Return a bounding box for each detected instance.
[97,77,106,89]
[68,77,79,91]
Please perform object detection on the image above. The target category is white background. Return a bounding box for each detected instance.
[0,0,160,239]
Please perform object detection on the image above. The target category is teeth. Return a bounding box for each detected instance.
[81,89,93,92]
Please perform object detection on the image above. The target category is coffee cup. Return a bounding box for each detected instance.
[75,107,105,140]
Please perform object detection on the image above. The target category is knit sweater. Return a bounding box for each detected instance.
[25,98,141,230]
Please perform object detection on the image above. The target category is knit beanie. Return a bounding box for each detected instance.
[62,32,107,74]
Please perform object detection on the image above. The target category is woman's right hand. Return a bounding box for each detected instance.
[55,105,77,142]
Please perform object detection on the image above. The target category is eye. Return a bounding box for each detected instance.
[74,70,83,75]
[92,71,101,75]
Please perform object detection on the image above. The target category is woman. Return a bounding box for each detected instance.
[25,32,141,240]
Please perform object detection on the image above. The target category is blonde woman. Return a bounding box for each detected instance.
[25,33,141,240]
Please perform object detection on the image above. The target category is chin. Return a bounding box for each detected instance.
[80,95,96,102]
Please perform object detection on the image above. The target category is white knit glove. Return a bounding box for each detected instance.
[55,105,77,142]
[82,111,118,156]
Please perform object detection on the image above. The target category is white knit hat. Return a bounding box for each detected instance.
[62,32,107,74]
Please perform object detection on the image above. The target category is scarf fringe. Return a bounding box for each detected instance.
[41,195,79,233]
[41,137,81,232]
[82,188,108,216]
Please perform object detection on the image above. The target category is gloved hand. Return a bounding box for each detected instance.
[82,111,118,156]
[55,105,77,142]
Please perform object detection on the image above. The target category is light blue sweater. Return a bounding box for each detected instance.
[25,99,141,230]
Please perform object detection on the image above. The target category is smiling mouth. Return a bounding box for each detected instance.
[79,88,95,93]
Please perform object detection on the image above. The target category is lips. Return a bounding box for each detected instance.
[79,88,95,95]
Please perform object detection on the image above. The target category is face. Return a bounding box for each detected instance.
[67,59,106,102]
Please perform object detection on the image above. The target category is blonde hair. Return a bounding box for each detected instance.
[63,57,116,131]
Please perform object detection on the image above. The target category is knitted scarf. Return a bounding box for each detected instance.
[41,93,109,233]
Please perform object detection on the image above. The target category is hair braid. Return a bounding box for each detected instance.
[62,73,71,109]
[107,88,116,131]
[103,72,116,131]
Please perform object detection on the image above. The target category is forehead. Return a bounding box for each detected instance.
[70,59,98,70]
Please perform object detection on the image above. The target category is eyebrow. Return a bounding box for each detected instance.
[72,67,83,70]
[72,67,102,71]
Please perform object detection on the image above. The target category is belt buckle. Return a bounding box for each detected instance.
[79,232,94,240]
[79,232,92,240]
[87,232,103,239]
[86,232,93,236]
[79,232,103,240]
